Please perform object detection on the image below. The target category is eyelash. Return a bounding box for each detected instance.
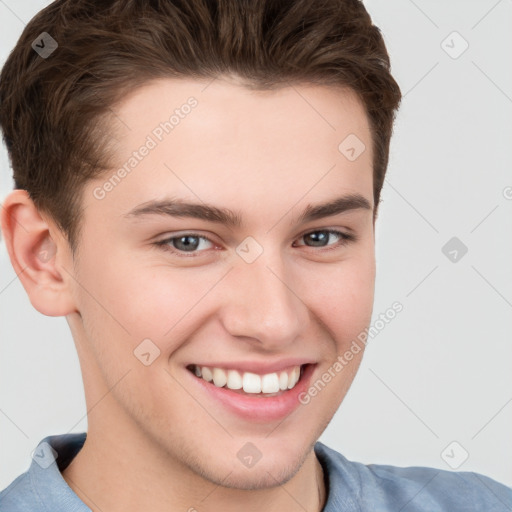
[153,229,356,257]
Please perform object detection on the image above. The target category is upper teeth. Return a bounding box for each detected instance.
[192,365,302,394]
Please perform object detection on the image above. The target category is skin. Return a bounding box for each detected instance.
[1,77,376,512]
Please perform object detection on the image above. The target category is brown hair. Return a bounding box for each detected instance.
[0,0,401,255]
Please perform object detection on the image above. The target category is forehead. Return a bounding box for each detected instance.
[84,77,373,224]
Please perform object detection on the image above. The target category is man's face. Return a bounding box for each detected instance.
[68,77,375,488]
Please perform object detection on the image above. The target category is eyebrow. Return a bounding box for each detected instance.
[123,193,372,228]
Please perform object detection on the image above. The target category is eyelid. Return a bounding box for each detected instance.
[154,227,355,257]
[293,228,355,248]
[153,232,217,253]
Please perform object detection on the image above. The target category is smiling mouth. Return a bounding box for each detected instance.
[186,364,307,397]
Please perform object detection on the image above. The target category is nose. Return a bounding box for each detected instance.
[220,250,309,350]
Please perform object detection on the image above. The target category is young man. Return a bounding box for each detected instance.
[0,1,510,511]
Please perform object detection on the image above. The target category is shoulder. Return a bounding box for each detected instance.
[0,432,88,512]
[314,441,512,511]
[0,471,40,511]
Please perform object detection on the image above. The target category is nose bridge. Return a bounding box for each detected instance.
[222,249,307,345]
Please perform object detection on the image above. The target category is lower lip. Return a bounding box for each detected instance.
[185,364,316,423]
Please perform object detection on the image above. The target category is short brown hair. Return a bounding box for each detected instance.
[0,0,401,255]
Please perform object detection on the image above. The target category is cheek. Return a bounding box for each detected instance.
[304,253,375,345]
[82,255,224,358]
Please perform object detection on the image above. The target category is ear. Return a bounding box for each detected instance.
[1,189,78,317]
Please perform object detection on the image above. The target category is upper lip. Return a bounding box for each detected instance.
[187,358,315,375]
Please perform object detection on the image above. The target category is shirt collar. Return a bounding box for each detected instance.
[314,441,361,511]
[29,433,90,511]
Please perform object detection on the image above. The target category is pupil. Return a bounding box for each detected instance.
[174,235,199,251]
[306,231,328,247]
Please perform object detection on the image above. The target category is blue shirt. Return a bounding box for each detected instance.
[1,433,511,511]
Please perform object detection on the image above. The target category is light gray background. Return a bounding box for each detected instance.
[1,0,511,491]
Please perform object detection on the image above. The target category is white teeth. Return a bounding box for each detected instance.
[227,369,243,390]
[192,365,303,394]
[261,373,280,393]
[288,366,300,389]
[279,371,289,390]
[201,366,213,382]
[243,372,262,393]
[212,368,227,388]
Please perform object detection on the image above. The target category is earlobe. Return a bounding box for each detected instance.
[0,189,78,317]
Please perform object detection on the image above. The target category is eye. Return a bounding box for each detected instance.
[293,229,355,249]
[153,228,356,257]
[154,233,215,256]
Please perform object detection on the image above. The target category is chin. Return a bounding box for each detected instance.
[208,457,304,491]
[190,440,311,491]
